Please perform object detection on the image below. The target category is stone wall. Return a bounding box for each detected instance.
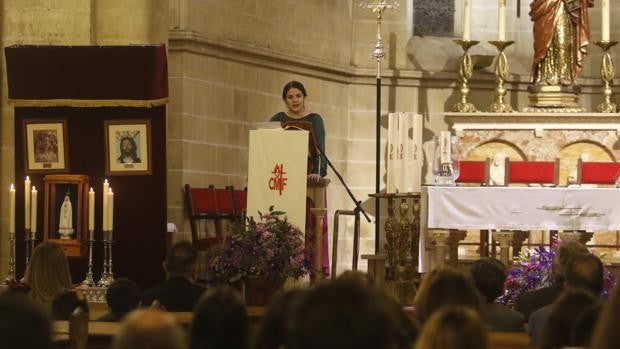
[1,0,618,276]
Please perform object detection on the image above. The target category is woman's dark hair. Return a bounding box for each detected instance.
[190,285,248,349]
[281,81,307,99]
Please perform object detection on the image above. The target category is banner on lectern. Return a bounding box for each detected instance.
[247,129,308,229]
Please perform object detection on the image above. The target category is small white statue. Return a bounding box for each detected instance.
[58,192,74,239]
[489,153,506,186]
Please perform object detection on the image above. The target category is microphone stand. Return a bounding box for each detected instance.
[314,145,371,270]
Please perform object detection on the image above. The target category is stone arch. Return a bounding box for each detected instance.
[463,140,525,161]
[557,140,615,186]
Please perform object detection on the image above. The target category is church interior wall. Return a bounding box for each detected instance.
[1,0,619,276]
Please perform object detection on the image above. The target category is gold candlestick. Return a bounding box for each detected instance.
[451,40,480,112]
[487,40,515,113]
[595,41,618,113]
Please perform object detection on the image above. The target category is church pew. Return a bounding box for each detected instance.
[488,331,530,349]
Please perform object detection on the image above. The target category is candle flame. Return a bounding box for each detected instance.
[10,184,14,190]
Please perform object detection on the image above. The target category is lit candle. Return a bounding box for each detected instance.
[103,179,109,231]
[498,0,506,41]
[30,186,37,233]
[24,176,31,230]
[9,184,15,234]
[107,188,114,231]
[88,187,95,232]
[602,0,610,42]
[463,0,472,41]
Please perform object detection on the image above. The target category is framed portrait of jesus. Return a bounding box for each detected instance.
[105,119,152,175]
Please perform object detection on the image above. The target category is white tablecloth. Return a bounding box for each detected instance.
[426,186,620,231]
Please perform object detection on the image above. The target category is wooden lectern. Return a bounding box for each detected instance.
[307,177,330,282]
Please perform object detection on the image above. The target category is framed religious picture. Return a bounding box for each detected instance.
[23,119,69,173]
[43,174,89,257]
[105,119,152,175]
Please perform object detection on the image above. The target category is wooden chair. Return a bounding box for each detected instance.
[456,159,491,186]
[452,159,492,260]
[504,158,560,186]
[503,159,560,259]
[184,184,237,250]
[577,159,620,185]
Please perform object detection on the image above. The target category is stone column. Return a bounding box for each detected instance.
[492,231,514,266]
[430,230,450,268]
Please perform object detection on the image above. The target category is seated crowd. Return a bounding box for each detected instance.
[2,239,620,349]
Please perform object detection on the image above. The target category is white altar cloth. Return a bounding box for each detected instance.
[426,186,620,231]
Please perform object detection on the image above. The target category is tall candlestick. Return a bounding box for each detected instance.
[498,0,506,41]
[24,176,31,230]
[463,0,472,41]
[602,0,610,42]
[9,184,15,233]
[103,179,109,231]
[107,188,114,231]
[30,186,37,233]
[88,187,95,232]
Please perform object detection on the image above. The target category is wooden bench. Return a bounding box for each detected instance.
[488,331,530,349]
[53,306,268,349]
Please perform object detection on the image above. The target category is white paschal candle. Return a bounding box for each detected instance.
[88,187,95,233]
[602,0,610,42]
[463,0,472,41]
[30,186,37,233]
[9,184,15,234]
[24,177,31,230]
[498,0,506,41]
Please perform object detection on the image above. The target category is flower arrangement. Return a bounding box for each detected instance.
[498,243,617,308]
[206,208,311,284]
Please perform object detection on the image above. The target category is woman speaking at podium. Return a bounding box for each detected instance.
[270,80,329,276]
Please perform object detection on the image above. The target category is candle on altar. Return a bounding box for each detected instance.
[9,184,15,234]
[24,176,31,230]
[602,0,610,42]
[107,188,114,232]
[498,0,506,41]
[463,0,472,41]
[88,187,95,233]
[103,179,109,231]
[30,186,37,233]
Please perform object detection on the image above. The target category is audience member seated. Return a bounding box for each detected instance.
[470,257,525,332]
[570,303,602,348]
[538,289,599,349]
[99,278,142,322]
[51,289,90,320]
[191,285,248,349]
[142,241,205,311]
[414,306,487,349]
[254,289,309,349]
[516,240,588,319]
[528,252,604,345]
[112,309,187,349]
[414,267,484,324]
[591,281,620,349]
[288,273,418,349]
[0,291,52,349]
[23,241,74,314]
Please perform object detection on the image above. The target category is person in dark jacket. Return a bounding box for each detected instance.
[142,241,205,311]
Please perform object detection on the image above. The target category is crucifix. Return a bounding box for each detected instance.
[359,0,399,253]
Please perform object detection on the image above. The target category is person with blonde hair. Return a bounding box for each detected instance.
[23,241,73,314]
[414,306,487,349]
